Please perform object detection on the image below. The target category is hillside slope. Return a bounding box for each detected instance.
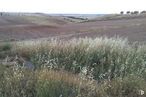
[1,13,146,42]
[0,14,71,26]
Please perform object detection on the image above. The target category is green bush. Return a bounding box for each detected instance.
[0,43,12,51]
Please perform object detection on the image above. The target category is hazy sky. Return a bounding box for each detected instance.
[0,0,146,14]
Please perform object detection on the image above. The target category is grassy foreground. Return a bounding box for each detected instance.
[1,37,146,97]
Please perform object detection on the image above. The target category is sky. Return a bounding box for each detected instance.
[0,0,146,14]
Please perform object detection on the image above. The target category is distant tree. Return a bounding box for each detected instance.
[141,11,146,14]
[120,11,124,15]
[126,11,130,14]
[133,11,139,14]
[0,12,2,16]
[130,11,134,14]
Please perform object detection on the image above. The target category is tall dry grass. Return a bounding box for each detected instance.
[0,65,96,97]
[1,37,146,97]
[12,37,146,80]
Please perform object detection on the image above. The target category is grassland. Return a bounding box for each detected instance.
[0,37,146,97]
[1,13,146,42]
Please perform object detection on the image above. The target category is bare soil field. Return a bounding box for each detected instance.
[0,14,146,42]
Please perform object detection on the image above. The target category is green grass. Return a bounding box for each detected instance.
[1,37,146,97]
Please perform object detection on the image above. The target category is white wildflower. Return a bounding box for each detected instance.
[81,67,88,75]
[138,90,144,95]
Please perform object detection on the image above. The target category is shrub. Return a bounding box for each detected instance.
[120,11,124,15]
[141,11,146,14]
[126,11,131,14]
[133,11,139,14]
[0,42,12,51]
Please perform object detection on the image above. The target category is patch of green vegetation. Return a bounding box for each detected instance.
[0,65,146,97]
[0,42,13,58]
[0,67,90,97]
[1,37,146,97]
[0,42,12,51]
[13,38,146,80]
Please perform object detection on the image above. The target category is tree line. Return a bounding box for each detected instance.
[120,10,146,15]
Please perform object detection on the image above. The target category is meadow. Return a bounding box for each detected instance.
[1,37,146,97]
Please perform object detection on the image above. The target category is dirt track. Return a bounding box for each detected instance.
[1,16,146,42]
